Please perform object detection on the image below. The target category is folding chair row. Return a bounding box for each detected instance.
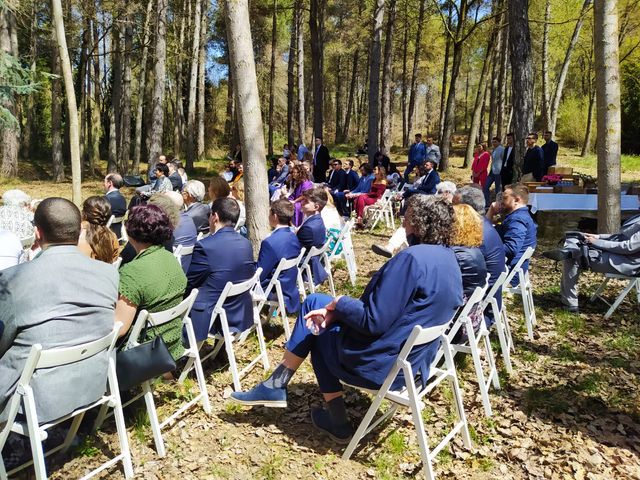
[367,189,396,231]
[503,247,537,341]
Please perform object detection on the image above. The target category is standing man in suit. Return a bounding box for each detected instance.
[313,137,331,183]
[182,180,210,233]
[483,136,505,206]
[0,198,117,424]
[297,188,328,287]
[544,214,640,312]
[104,173,127,238]
[405,133,426,183]
[522,132,545,182]
[541,130,559,175]
[326,159,347,193]
[424,135,442,166]
[500,132,515,187]
[186,197,256,341]
[257,199,303,314]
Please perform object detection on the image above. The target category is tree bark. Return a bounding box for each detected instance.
[110,24,122,172]
[186,0,203,169]
[581,87,595,156]
[438,2,453,142]
[120,18,133,172]
[379,0,396,155]
[21,3,37,160]
[267,0,277,157]
[51,31,64,182]
[341,48,359,142]
[496,13,508,139]
[225,0,271,253]
[296,0,306,144]
[0,6,19,177]
[594,0,621,233]
[464,46,494,168]
[401,3,408,148]
[407,0,425,148]
[541,0,551,131]
[173,0,188,158]
[89,15,101,172]
[334,56,343,144]
[148,0,168,165]
[508,0,534,181]
[309,0,325,139]
[367,0,385,164]
[287,5,296,146]
[133,0,154,173]
[197,1,207,160]
[549,0,592,135]
[439,39,463,171]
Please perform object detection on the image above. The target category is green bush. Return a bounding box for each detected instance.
[556,96,592,148]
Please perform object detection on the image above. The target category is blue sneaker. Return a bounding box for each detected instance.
[229,383,288,408]
[310,408,353,444]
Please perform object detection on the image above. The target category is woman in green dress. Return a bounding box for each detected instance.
[115,204,187,360]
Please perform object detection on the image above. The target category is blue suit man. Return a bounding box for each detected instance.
[257,201,303,313]
[297,188,328,287]
[186,198,257,341]
[174,212,198,272]
[345,166,359,191]
[104,174,127,238]
[405,134,427,182]
[400,161,440,215]
[326,161,347,192]
[334,164,374,217]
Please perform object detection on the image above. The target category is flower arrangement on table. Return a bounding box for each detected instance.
[542,174,563,185]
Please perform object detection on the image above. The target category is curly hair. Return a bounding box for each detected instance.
[125,204,173,245]
[405,195,454,246]
[82,196,118,263]
[451,203,483,247]
[291,164,310,185]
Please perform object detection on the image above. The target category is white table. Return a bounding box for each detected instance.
[528,193,640,213]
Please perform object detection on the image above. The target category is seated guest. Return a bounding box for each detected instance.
[230,160,244,186]
[269,157,290,197]
[231,179,247,236]
[0,189,34,242]
[103,173,127,238]
[168,161,184,192]
[297,142,309,161]
[486,183,537,286]
[344,159,359,191]
[0,198,118,424]
[267,157,279,183]
[435,181,458,202]
[543,214,640,313]
[397,160,440,206]
[326,159,347,193]
[182,180,211,233]
[116,204,187,360]
[231,195,463,443]
[147,154,167,185]
[178,165,188,184]
[353,166,387,228]
[208,176,231,205]
[151,192,197,272]
[0,229,23,270]
[322,190,343,234]
[337,164,375,218]
[283,144,291,159]
[186,198,256,341]
[257,200,303,313]
[301,157,315,182]
[453,186,505,323]
[288,164,314,226]
[297,188,329,286]
[142,163,173,197]
[221,160,237,182]
[77,196,119,264]
[452,203,488,299]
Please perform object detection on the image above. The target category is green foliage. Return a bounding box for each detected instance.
[0,51,38,127]
[556,96,591,148]
[622,61,640,154]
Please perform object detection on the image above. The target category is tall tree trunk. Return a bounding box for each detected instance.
[439,40,463,171]
[309,0,325,139]
[110,24,122,171]
[51,32,64,182]
[52,0,81,204]
[367,0,385,164]
[197,2,208,160]
[496,14,508,139]
[148,0,168,165]
[379,0,396,155]
[173,0,187,158]
[400,4,408,147]
[133,0,154,173]
[540,0,551,130]
[77,20,89,170]
[225,0,270,253]
[549,0,592,135]
[341,48,359,142]
[296,0,306,144]
[581,86,595,156]
[438,2,452,142]
[21,4,37,160]
[120,18,133,172]
[267,0,277,156]
[508,0,534,180]
[0,7,19,177]
[594,0,621,233]
[287,6,296,147]
[406,0,425,148]
[186,0,203,169]
[334,56,343,144]
[89,15,101,172]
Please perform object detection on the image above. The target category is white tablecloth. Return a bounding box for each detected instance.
[528,193,640,213]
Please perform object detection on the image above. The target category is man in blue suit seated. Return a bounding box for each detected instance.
[297,187,328,287]
[335,163,374,218]
[257,199,302,313]
[486,183,537,287]
[186,197,256,341]
[344,159,359,191]
[326,159,347,193]
[231,195,463,443]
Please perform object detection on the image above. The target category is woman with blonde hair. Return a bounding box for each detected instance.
[451,203,487,299]
[78,196,119,263]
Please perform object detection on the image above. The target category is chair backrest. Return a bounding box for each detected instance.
[395,323,450,366]
[213,268,263,316]
[261,250,305,299]
[127,290,199,348]
[106,215,115,228]
[300,239,331,270]
[196,231,210,241]
[173,244,183,258]
[479,271,508,310]
[112,215,125,223]
[173,244,195,261]
[504,246,535,285]
[446,285,488,341]
[328,220,354,258]
[112,257,123,269]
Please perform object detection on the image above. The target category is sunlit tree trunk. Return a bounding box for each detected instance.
[296,0,306,144]
[51,30,64,182]
[197,2,207,160]
[267,0,277,157]
[367,0,385,164]
[379,0,396,155]
[287,6,296,146]
[133,0,153,173]
[309,0,325,139]
[407,0,425,147]
[0,6,19,177]
[186,0,203,169]
[541,0,551,130]
[148,0,168,165]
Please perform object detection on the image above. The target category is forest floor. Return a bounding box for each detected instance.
[6,150,640,479]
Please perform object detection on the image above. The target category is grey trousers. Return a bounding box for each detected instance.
[560,238,617,307]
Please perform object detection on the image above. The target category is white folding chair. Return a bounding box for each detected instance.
[183,269,270,392]
[112,257,123,269]
[367,189,395,231]
[256,250,305,340]
[298,239,336,297]
[343,323,472,480]
[173,244,195,264]
[0,324,133,480]
[328,219,357,286]
[589,273,640,319]
[95,290,207,458]
[503,246,537,340]
[478,271,514,375]
[196,231,210,242]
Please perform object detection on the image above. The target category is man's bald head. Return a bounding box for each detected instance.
[33,197,81,245]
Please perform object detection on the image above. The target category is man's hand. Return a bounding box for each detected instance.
[303,297,342,333]
[583,233,599,244]
[486,201,500,221]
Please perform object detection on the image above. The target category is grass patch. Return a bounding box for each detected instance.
[523,387,571,415]
[554,310,585,336]
[224,401,244,415]
[574,372,605,394]
[606,330,639,355]
[387,431,407,455]
[520,349,539,363]
[74,436,101,457]
[556,342,584,362]
[132,408,150,443]
[258,454,284,480]
[608,356,630,369]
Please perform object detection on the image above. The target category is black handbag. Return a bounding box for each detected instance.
[116,324,177,391]
[122,175,146,187]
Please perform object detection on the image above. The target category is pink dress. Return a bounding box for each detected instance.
[354,182,387,219]
[472,151,490,186]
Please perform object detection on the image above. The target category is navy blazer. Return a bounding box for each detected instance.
[453,246,487,299]
[541,140,558,174]
[185,202,210,234]
[501,146,515,186]
[105,190,126,238]
[523,146,545,181]
[257,227,302,313]
[297,214,328,286]
[328,168,347,192]
[186,227,256,341]
[404,169,441,199]
[495,206,537,286]
[345,169,359,191]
